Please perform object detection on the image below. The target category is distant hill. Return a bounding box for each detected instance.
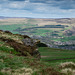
[0,16,75,26]
[0,16,7,19]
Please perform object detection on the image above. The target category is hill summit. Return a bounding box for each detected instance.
[0,30,41,59]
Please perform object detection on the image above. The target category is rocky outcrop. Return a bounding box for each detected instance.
[22,38,41,59]
[0,30,41,60]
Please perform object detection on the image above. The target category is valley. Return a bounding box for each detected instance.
[0,17,75,75]
[0,17,75,50]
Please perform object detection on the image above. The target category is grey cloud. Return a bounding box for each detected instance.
[30,0,75,10]
[54,0,75,10]
[30,0,49,3]
[0,0,75,14]
[9,0,25,1]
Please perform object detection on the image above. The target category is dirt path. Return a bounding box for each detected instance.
[41,56,49,58]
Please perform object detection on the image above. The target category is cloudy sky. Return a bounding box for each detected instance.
[0,0,75,18]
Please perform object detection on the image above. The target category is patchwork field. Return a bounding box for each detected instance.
[39,47,75,66]
[0,17,75,46]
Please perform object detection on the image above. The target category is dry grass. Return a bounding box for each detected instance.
[0,18,75,26]
[0,30,25,44]
[0,18,28,25]
[40,67,63,75]
[61,68,75,75]
[1,67,33,75]
[59,62,75,69]
[59,62,75,75]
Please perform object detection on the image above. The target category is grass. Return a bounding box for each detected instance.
[39,47,75,66]
[0,23,37,34]
[0,23,74,42]
[61,36,75,42]
[51,35,75,42]
[0,48,41,75]
[0,31,57,75]
[0,41,4,44]
[32,29,52,36]
[51,38,62,41]
[0,49,58,75]
[0,51,32,75]
[0,24,22,33]
[0,46,20,55]
[0,31,23,43]
[0,30,75,75]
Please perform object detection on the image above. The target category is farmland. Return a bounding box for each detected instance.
[0,18,75,50]
[0,18,73,37]
[39,47,75,66]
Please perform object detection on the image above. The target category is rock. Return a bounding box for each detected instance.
[0,36,41,59]
[22,38,35,46]
[4,31,12,34]
[22,38,41,59]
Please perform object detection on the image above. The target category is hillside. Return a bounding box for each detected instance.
[0,30,75,75]
[0,17,75,26]
[0,30,63,75]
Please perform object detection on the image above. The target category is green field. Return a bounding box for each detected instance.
[61,36,75,42]
[39,47,75,66]
[0,24,37,34]
[0,24,22,34]
[0,23,74,43]
[31,29,53,36]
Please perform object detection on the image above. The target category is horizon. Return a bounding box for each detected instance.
[0,16,75,19]
[0,0,75,18]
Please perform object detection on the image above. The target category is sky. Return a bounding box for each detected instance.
[0,0,75,18]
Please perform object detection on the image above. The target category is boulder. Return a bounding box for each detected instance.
[0,36,41,60]
[22,38,41,59]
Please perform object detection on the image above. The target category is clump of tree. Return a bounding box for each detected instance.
[36,42,47,47]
